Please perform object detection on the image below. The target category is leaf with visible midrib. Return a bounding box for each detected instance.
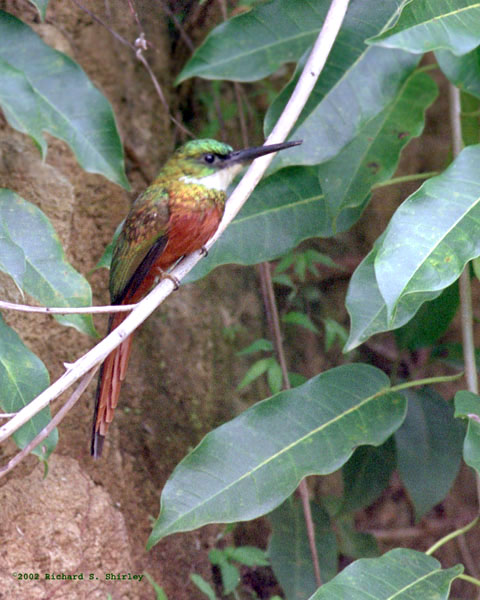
[370,0,480,56]
[308,549,462,599]
[265,0,416,171]
[0,11,129,189]
[317,69,438,223]
[148,364,406,546]
[0,189,97,336]
[375,145,480,325]
[176,0,331,83]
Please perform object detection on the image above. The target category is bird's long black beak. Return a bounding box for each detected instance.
[227,140,302,165]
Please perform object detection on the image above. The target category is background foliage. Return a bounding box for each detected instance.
[2,0,480,598]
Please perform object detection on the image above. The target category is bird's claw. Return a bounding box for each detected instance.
[162,272,180,290]
[200,246,208,257]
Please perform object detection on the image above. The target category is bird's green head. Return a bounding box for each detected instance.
[159,138,302,192]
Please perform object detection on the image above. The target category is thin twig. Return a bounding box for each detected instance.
[157,0,195,51]
[0,299,137,315]
[71,0,135,50]
[0,0,348,468]
[371,171,439,190]
[0,367,98,477]
[426,515,479,556]
[449,83,480,598]
[70,0,192,138]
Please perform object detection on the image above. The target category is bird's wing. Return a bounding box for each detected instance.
[109,185,171,304]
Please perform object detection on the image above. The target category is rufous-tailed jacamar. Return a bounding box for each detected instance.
[91,138,300,457]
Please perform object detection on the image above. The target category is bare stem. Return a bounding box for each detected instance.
[0,299,137,315]
[426,516,478,556]
[449,83,480,596]
[0,367,98,477]
[371,171,438,190]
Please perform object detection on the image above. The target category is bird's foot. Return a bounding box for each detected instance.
[161,272,180,290]
[200,245,209,257]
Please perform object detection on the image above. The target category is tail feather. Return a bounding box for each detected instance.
[91,312,134,458]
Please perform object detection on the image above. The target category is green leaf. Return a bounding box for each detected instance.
[395,388,465,520]
[265,0,418,171]
[370,0,480,56]
[436,47,480,98]
[267,360,283,395]
[218,561,239,595]
[0,189,96,336]
[237,338,273,356]
[317,70,438,226]
[190,574,217,600]
[0,314,57,459]
[268,497,337,599]
[176,0,331,83]
[345,236,415,351]
[335,517,379,560]
[28,0,49,20]
[144,573,169,600]
[282,311,319,333]
[394,281,459,351]
[308,549,462,599]
[185,167,348,283]
[455,390,480,475]
[341,438,396,514]
[225,546,269,567]
[374,145,480,326]
[0,57,47,156]
[460,91,480,146]
[0,11,129,189]
[237,357,273,390]
[147,364,406,546]
[323,318,348,351]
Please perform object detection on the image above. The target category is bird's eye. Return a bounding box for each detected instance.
[203,153,215,164]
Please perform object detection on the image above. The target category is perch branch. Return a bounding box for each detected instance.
[0,0,350,469]
[0,368,98,478]
[0,299,137,315]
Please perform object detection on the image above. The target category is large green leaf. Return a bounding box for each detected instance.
[341,438,396,515]
[147,364,406,546]
[0,189,96,336]
[268,497,337,599]
[176,0,331,83]
[374,145,480,325]
[345,236,424,351]
[185,166,355,282]
[370,0,480,56]
[265,1,417,171]
[0,314,56,459]
[308,549,462,599]
[436,47,480,98]
[0,11,128,189]
[394,281,459,351]
[0,57,46,156]
[395,388,464,520]
[455,390,480,475]
[317,70,437,225]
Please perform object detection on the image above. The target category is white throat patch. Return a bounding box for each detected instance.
[180,163,243,192]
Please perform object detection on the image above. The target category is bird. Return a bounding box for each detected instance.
[91,137,301,457]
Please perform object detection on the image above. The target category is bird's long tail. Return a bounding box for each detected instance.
[91,309,134,458]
